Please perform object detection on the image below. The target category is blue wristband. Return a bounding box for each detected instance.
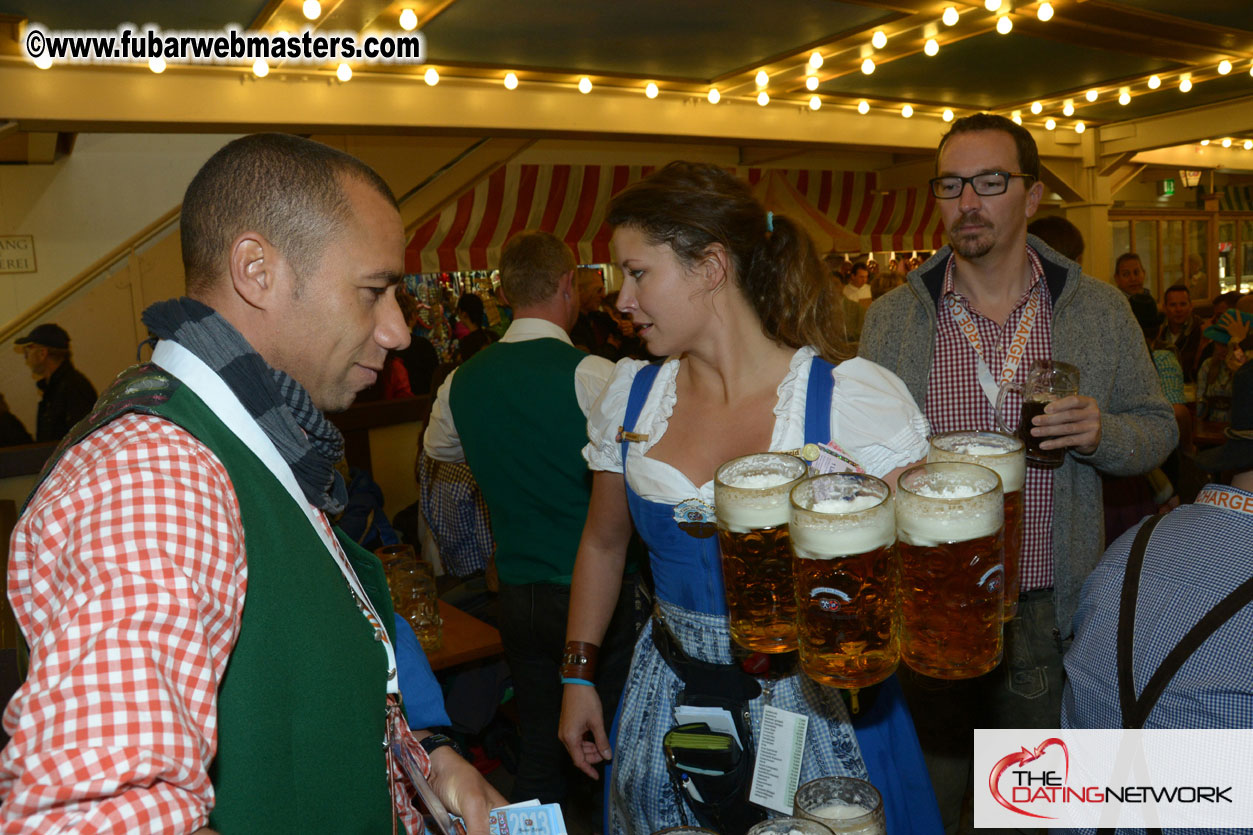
[561,677,595,687]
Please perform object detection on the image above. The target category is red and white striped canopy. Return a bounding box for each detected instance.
[404,163,945,273]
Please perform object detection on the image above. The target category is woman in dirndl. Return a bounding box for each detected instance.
[558,161,943,835]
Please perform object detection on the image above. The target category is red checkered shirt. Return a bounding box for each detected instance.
[1,412,424,834]
[925,247,1055,591]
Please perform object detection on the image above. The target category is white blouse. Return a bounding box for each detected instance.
[584,346,931,506]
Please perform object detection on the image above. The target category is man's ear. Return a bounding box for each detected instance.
[558,269,576,299]
[1025,179,1045,218]
[228,232,279,309]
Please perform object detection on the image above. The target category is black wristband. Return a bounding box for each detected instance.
[419,732,464,759]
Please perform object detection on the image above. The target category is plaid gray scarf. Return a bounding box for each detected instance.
[142,297,348,514]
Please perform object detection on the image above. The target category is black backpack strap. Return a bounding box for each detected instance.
[1116,514,1165,728]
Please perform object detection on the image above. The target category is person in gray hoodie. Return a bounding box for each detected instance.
[860,112,1177,831]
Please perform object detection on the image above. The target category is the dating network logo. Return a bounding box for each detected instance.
[988,737,1071,819]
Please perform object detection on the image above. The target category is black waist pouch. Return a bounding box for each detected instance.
[652,618,767,835]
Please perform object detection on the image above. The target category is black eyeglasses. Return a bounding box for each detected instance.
[929,171,1034,199]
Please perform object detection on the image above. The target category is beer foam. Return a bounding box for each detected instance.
[913,483,982,499]
[722,471,794,489]
[717,491,791,531]
[896,494,1001,546]
[812,495,883,514]
[929,434,1025,493]
[791,516,893,557]
[813,801,874,819]
[954,441,1015,456]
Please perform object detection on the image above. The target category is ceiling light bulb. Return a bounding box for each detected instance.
[1218,59,1232,75]
[336,62,351,82]
[252,58,269,77]
[1030,101,1043,114]
[1180,75,1192,92]
[1011,110,1022,125]
[1148,75,1161,89]
[996,15,1013,34]
[806,75,819,91]
[33,53,53,69]
[757,91,769,106]
[1045,118,1056,130]
[1062,99,1075,117]
[1075,121,1086,134]
[1222,137,1232,148]
[149,56,166,74]
[1118,88,1131,105]
[708,87,720,104]
[985,0,1001,10]
[1086,89,1098,102]
[872,30,887,49]
[645,82,658,98]
[425,67,439,86]
[755,70,769,88]
[1245,140,1252,150]
[1200,139,1210,146]
[302,0,321,20]
[504,72,518,89]
[902,104,914,118]
[1037,2,1054,21]
[399,8,418,30]
[578,76,592,94]
[924,38,939,57]
[861,58,875,75]
[809,51,823,70]
[857,99,870,114]
[942,108,954,122]
[809,95,821,111]
[942,6,959,26]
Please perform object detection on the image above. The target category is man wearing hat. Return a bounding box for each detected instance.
[1063,359,1253,731]
[14,322,97,442]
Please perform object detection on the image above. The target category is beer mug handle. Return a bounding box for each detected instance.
[994,381,1021,434]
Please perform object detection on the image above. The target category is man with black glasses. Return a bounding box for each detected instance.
[860,113,1176,831]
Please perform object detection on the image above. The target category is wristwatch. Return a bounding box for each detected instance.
[419,732,464,759]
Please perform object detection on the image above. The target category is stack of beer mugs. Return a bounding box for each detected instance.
[713,433,1020,685]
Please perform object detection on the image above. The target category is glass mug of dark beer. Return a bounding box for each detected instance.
[927,431,1025,621]
[995,359,1080,469]
[714,452,808,653]
[789,473,899,689]
[895,462,1005,679]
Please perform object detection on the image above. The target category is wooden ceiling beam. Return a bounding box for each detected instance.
[397,136,533,231]
[1098,93,1253,156]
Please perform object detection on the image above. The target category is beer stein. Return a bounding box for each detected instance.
[376,544,444,653]
[994,359,1080,469]
[895,462,1005,679]
[789,474,899,689]
[714,452,808,653]
[794,776,886,835]
[928,431,1025,621]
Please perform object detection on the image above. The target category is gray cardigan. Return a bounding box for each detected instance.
[859,235,1178,634]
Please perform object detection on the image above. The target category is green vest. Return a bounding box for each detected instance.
[27,365,399,833]
[449,338,593,585]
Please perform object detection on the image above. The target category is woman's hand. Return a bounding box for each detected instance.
[427,746,508,835]
[558,683,611,780]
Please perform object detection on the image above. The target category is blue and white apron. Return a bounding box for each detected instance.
[605,357,942,835]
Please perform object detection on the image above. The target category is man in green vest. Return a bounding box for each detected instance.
[1,134,504,834]
[424,230,639,807]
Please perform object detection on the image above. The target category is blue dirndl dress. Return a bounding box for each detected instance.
[604,357,942,835]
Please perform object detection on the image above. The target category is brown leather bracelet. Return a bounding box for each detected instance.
[560,640,600,680]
